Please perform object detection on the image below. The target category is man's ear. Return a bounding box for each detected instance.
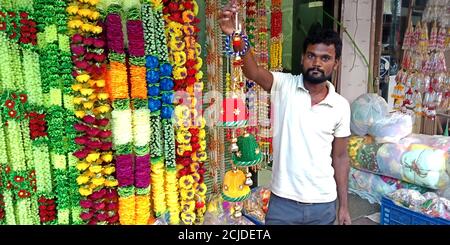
[333,59,340,70]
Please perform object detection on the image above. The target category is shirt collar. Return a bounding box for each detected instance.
[298,74,337,107]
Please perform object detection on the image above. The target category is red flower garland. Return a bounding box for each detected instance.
[28,112,48,139]
[18,11,37,45]
[38,197,57,223]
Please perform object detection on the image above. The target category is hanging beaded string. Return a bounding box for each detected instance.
[270,0,283,72]
[245,0,258,137]
[205,0,225,195]
[255,0,271,168]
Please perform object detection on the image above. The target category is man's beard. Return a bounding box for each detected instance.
[303,67,332,84]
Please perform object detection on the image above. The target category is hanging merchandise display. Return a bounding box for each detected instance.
[219,3,260,219]
[422,0,450,27]
[256,0,272,168]
[394,13,449,120]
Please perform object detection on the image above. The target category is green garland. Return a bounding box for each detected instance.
[46,106,66,154]
[0,90,29,123]
[22,49,44,106]
[142,4,156,57]
[152,8,168,63]
[33,145,53,195]
[64,111,78,154]
[3,191,15,224]
[59,51,73,96]
[6,120,26,171]
[8,41,25,90]
[162,119,176,168]
[52,167,70,224]
[68,166,82,224]
[0,33,13,89]
[53,0,67,34]
[20,120,34,169]
[149,115,162,157]
[39,44,59,94]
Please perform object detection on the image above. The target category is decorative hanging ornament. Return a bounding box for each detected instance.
[231,132,262,167]
[221,168,251,202]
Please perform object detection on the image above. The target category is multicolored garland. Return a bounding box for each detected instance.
[142,1,167,221]
[127,5,152,225]
[68,0,119,225]
[163,0,207,225]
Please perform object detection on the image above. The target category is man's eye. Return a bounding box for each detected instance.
[322,57,330,62]
[307,54,314,59]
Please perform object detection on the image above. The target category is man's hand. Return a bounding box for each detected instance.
[337,207,351,225]
[218,2,237,35]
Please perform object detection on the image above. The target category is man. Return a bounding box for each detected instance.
[219,4,352,225]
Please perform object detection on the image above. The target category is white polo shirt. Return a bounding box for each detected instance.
[270,72,351,203]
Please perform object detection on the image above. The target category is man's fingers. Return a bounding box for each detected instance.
[220,9,236,18]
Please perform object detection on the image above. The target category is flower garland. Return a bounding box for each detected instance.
[143,2,167,220]
[35,0,73,224]
[105,4,136,225]
[163,0,191,225]
[127,5,151,225]
[164,0,207,225]
[149,1,180,225]
[68,0,118,225]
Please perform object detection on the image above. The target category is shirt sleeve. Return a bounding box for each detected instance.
[270,72,293,97]
[333,99,351,138]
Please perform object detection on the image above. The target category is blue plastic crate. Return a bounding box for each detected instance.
[380,196,450,225]
[243,213,264,225]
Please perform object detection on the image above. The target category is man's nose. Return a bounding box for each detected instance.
[312,57,322,67]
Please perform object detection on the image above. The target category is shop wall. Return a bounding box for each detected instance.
[339,0,374,103]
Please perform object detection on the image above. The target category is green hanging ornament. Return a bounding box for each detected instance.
[232,133,262,167]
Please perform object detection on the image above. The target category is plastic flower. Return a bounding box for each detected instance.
[76,161,90,171]
[19,94,27,103]
[86,152,100,163]
[66,5,79,15]
[97,93,109,100]
[179,175,194,189]
[79,187,93,196]
[14,176,24,183]
[76,175,90,185]
[5,100,15,109]
[8,110,17,118]
[104,178,118,187]
[68,20,83,29]
[101,152,113,163]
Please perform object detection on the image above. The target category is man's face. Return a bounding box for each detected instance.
[302,43,339,84]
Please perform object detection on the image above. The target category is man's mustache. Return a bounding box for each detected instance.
[306,68,325,75]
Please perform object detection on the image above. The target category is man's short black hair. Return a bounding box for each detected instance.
[303,23,342,60]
